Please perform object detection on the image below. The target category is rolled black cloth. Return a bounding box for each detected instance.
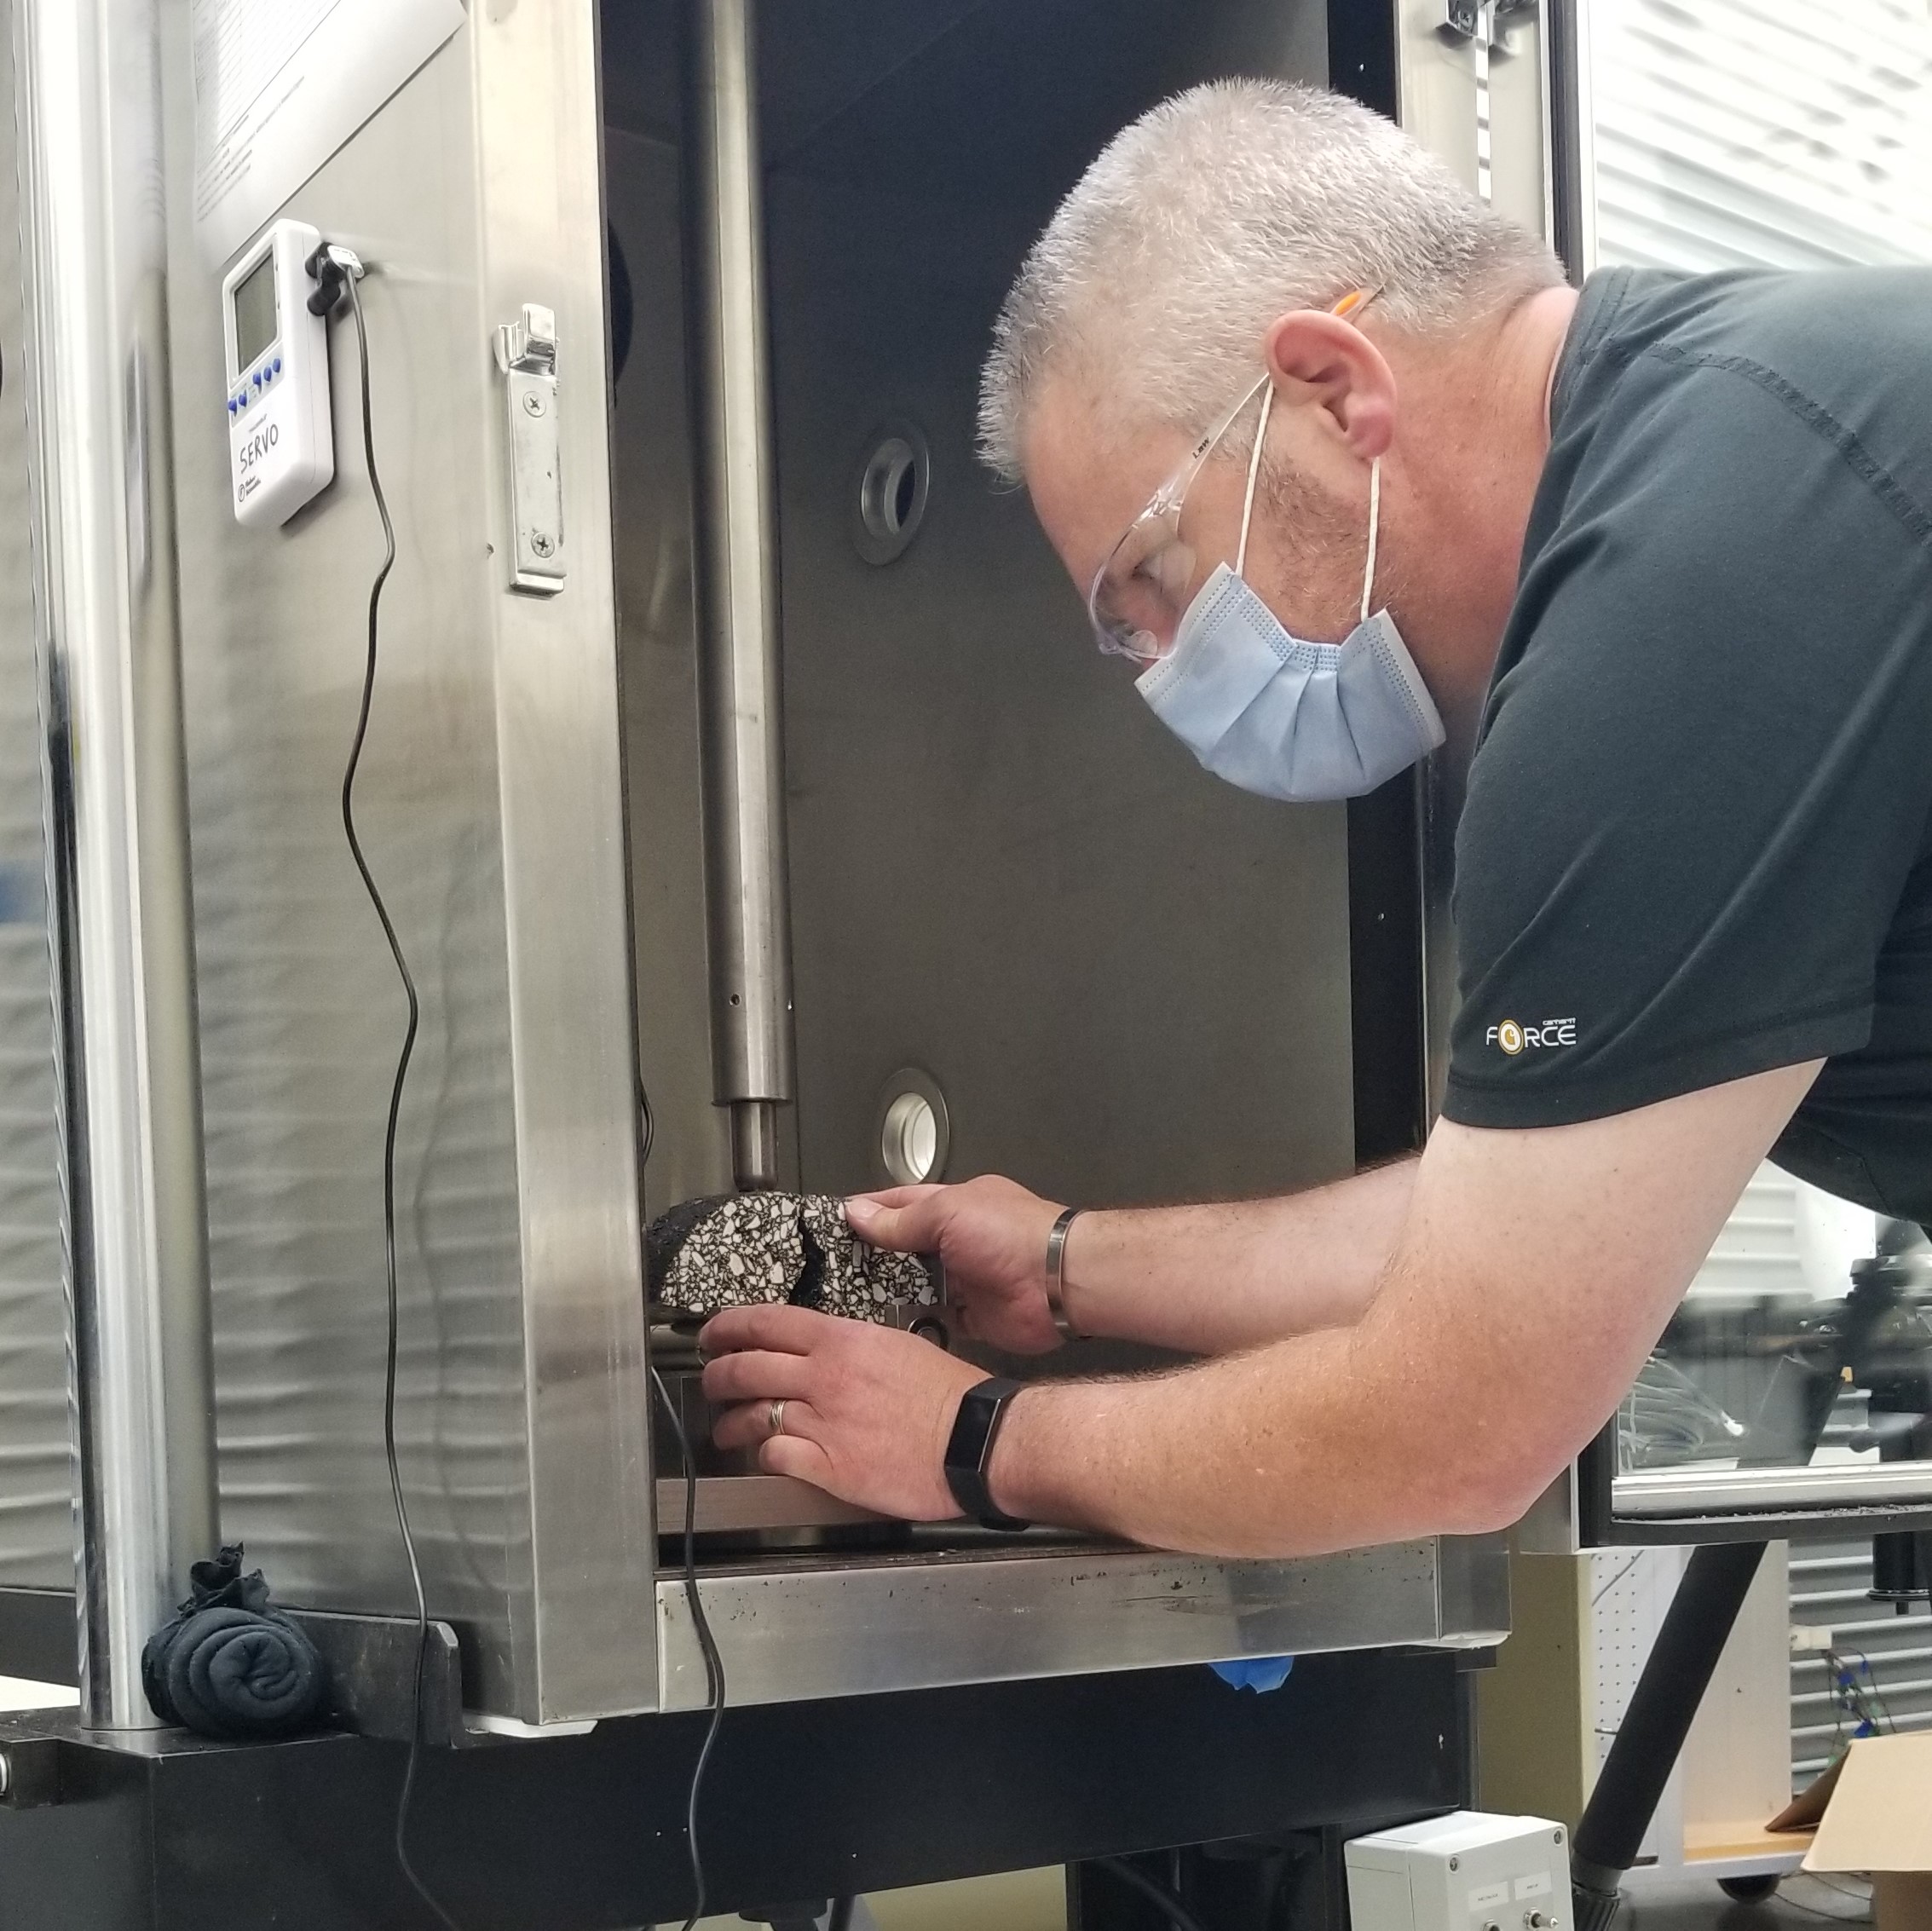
[141,1545,328,1739]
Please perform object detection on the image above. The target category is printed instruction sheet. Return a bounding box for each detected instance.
[192,0,465,267]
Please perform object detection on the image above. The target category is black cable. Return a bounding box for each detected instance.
[651,1363,729,1931]
[335,261,462,1931]
[637,1069,656,1168]
[1094,1857,1210,1931]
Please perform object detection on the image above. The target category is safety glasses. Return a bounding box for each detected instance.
[1086,289,1380,666]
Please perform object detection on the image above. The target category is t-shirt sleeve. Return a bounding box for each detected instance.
[1442,355,1932,1131]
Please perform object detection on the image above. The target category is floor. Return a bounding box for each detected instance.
[670,1869,1878,1931]
[1625,1874,1872,1931]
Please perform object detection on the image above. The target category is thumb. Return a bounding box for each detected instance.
[845,1187,943,1254]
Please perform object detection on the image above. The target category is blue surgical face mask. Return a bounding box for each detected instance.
[1134,395,1445,802]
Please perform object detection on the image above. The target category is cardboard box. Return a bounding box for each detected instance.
[1803,1732,1932,1931]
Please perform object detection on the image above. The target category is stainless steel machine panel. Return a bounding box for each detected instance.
[658,1538,1511,1709]
[151,1,655,1722]
[0,14,67,1593]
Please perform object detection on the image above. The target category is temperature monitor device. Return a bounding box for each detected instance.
[222,219,334,527]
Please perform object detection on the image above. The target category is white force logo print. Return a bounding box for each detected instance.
[1485,1017,1577,1056]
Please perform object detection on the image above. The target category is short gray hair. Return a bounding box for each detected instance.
[978,79,1562,482]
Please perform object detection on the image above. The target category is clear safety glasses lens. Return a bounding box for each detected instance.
[1090,516,1196,665]
[1085,289,1381,667]
[1087,373,1270,666]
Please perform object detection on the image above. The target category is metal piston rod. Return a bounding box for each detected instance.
[12,0,219,1725]
[683,0,797,1188]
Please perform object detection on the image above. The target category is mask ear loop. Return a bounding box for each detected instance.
[1234,379,1274,579]
[1359,456,1381,625]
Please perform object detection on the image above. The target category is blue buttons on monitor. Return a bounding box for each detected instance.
[228,398,238,415]
[272,357,282,375]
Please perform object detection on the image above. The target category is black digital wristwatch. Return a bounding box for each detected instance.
[943,1375,1032,1532]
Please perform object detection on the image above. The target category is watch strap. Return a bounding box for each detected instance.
[943,1375,1031,1531]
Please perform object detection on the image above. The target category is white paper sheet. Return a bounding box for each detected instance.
[192,0,466,267]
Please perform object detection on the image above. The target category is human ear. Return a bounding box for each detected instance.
[1260,309,1396,460]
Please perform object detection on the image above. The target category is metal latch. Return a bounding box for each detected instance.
[1439,0,1538,205]
[494,303,565,596]
[1442,0,1536,53]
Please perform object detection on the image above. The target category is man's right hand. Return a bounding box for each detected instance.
[845,1177,1069,1355]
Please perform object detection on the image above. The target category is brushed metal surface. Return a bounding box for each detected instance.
[657,1539,1505,1711]
[14,0,218,1726]
[683,0,799,1187]
[0,11,67,1596]
[1436,1530,1512,1640]
[608,127,742,1214]
[655,1474,880,1534]
[476,0,657,1726]
[154,0,654,1722]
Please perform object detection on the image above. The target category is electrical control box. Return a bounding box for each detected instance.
[220,218,334,527]
[1346,1813,1569,1931]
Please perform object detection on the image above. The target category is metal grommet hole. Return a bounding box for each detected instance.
[851,423,931,566]
[873,1068,949,1185]
[881,1092,938,1183]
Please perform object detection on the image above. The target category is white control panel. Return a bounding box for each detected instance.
[1347,1813,1569,1931]
[221,219,334,527]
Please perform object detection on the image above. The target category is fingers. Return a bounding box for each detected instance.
[844,1187,944,1254]
[712,1397,821,1455]
[700,1302,841,1357]
[846,1185,942,1213]
[758,1432,836,1487]
[701,1349,817,1406]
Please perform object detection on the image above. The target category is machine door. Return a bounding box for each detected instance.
[156,1,656,1722]
[1411,0,1932,1549]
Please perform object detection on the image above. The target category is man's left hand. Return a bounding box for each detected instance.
[700,1305,988,1521]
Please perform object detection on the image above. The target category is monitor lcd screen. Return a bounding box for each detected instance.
[233,253,278,372]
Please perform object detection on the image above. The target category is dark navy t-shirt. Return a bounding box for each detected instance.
[1442,266,1932,1225]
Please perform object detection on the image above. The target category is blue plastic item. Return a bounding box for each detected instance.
[1209,1656,1295,1692]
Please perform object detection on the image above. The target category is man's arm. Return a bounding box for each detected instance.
[846,1158,1418,1357]
[702,1062,1818,1556]
[989,1062,1818,1554]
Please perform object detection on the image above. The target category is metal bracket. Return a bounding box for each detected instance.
[288,1607,473,1747]
[1443,0,1536,55]
[493,303,566,595]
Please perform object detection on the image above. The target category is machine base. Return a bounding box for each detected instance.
[0,1648,1475,1929]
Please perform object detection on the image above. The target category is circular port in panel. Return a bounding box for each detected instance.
[874,1068,949,1185]
[852,422,931,566]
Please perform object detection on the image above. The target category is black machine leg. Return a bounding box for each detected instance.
[1570,1542,1768,1931]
